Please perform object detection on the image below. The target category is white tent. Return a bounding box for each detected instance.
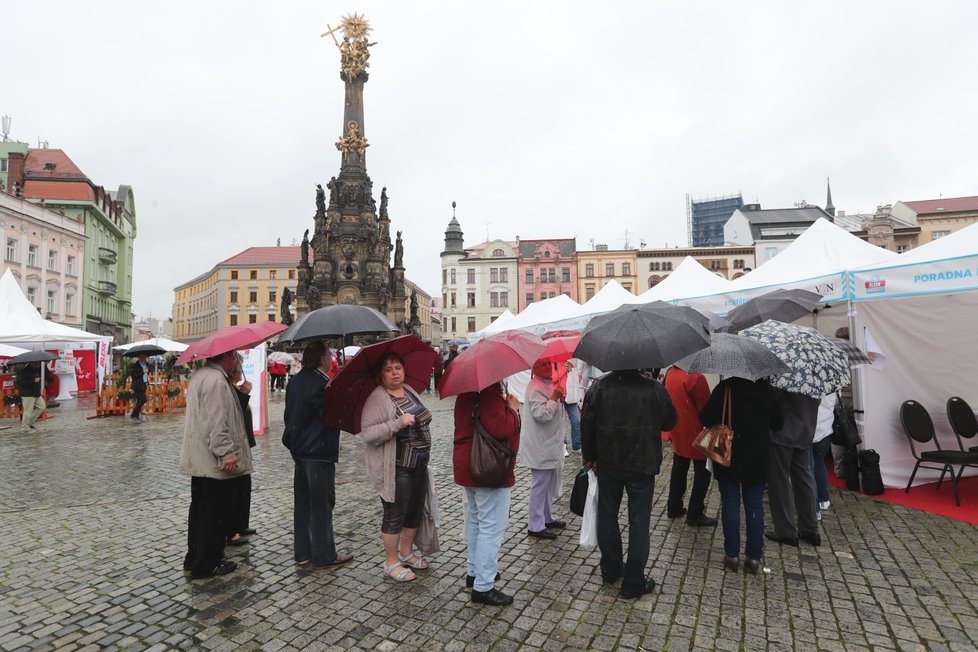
[468,309,516,341]
[637,256,733,302]
[0,269,103,343]
[481,294,583,336]
[0,343,30,358]
[114,336,188,353]
[848,222,978,488]
[570,280,641,318]
[673,219,898,314]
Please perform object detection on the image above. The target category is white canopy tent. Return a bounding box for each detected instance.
[0,269,103,343]
[848,222,978,488]
[637,256,733,303]
[467,309,516,342]
[569,280,641,319]
[114,336,189,353]
[0,343,30,358]
[480,294,583,336]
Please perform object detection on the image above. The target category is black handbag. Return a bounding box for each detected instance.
[469,395,516,488]
[844,449,861,491]
[831,394,861,449]
[859,449,884,496]
[569,468,589,517]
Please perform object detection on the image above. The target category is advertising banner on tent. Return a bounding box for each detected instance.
[850,253,978,301]
[673,273,845,315]
[239,344,267,436]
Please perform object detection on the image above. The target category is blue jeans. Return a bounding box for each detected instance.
[464,487,511,592]
[293,457,337,565]
[717,480,765,561]
[564,402,582,451]
[810,438,832,504]
[597,468,654,594]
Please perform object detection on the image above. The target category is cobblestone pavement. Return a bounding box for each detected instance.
[2,392,977,652]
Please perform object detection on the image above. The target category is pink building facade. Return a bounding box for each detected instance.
[516,238,577,310]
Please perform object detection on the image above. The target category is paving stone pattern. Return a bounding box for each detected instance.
[1,393,977,651]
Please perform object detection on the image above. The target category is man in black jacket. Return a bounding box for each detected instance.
[16,362,44,430]
[282,342,353,568]
[129,354,149,422]
[581,369,677,599]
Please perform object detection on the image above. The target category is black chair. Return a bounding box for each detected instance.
[900,400,978,506]
[947,396,978,454]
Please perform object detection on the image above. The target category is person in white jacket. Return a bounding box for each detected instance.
[519,358,566,540]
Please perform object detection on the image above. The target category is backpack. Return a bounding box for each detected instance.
[858,449,884,496]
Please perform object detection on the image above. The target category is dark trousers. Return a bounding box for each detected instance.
[184,476,234,574]
[131,388,147,418]
[596,468,654,595]
[717,480,765,561]
[667,454,711,519]
[293,458,337,565]
[224,474,252,537]
[768,443,818,539]
[381,464,428,534]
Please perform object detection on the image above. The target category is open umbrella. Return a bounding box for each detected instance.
[8,350,58,365]
[439,330,546,398]
[574,306,710,372]
[176,321,288,364]
[267,351,294,364]
[674,332,790,381]
[633,301,712,329]
[829,337,873,366]
[278,304,399,343]
[722,288,823,333]
[539,332,581,362]
[323,335,437,433]
[123,343,167,358]
[741,320,850,398]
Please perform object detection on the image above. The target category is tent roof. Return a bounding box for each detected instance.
[572,280,639,317]
[0,269,103,343]
[114,336,188,352]
[638,256,732,301]
[485,294,580,334]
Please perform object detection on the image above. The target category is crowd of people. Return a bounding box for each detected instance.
[176,338,844,606]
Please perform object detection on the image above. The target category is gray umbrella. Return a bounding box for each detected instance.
[721,288,823,333]
[123,344,168,357]
[574,306,710,371]
[8,350,58,365]
[277,304,400,343]
[674,332,790,381]
[630,301,711,329]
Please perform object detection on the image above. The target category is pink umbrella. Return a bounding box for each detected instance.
[438,330,546,398]
[176,321,287,365]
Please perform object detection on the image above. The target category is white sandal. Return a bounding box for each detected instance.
[398,552,429,570]
[383,561,416,582]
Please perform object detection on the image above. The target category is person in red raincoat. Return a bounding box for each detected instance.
[663,367,716,527]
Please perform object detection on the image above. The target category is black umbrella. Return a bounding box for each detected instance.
[630,301,712,329]
[721,288,823,333]
[123,344,168,357]
[8,350,58,365]
[674,332,790,381]
[278,304,400,343]
[574,306,710,371]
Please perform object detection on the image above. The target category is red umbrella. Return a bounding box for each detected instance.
[539,332,581,362]
[176,321,288,365]
[323,335,437,433]
[438,330,546,398]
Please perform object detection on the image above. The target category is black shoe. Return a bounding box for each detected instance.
[241,527,257,535]
[465,572,501,588]
[685,515,718,527]
[723,556,740,572]
[601,574,621,585]
[527,529,557,540]
[765,531,799,547]
[619,577,656,599]
[744,559,761,575]
[227,536,248,546]
[545,520,566,529]
[191,560,236,579]
[666,507,687,519]
[799,531,822,547]
[471,588,513,606]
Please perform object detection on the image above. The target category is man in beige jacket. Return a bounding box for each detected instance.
[180,351,252,579]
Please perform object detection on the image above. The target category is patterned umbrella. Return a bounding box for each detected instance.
[674,332,790,381]
[741,320,850,398]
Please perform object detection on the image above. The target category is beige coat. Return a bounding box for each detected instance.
[179,363,253,479]
[358,384,425,503]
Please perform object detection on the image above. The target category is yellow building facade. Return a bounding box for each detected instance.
[576,248,639,301]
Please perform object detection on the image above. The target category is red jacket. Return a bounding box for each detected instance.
[663,367,711,459]
[269,361,287,376]
[453,385,521,488]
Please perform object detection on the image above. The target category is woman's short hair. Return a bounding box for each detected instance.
[375,352,405,373]
[302,341,327,369]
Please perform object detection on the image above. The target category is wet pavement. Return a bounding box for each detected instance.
[1,392,977,651]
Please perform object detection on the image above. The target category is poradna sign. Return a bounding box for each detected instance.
[913,268,974,284]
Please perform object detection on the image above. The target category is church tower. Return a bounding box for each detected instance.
[295,14,406,327]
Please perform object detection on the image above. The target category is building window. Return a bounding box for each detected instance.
[467,292,476,307]
[451,317,457,333]
[490,292,499,308]
[442,269,448,285]
[269,290,277,303]
[67,255,75,275]
[544,250,551,258]
[467,317,476,332]
[710,260,721,271]
[493,248,504,257]
[897,244,909,253]
[442,293,447,308]
[622,262,631,276]
[28,244,38,267]
[231,270,238,280]
[269,269,277,280]
[585,264,594,277]
[230,291,238,303]
[249,291,257,302]
[500,268,508,282]
[47,290,57,314]
[490,268,499,283]
[288,270,295,279]
[65,293,74,315]
[664,262,673,271]
[585,286,595,300]
[467,269,475,284]
[562,268,570,283]
[27,287,36,305]
[526,269,533,284]
[248,314,257,324]
[526,292,534,305]
[548,268,556,283]
[623,284,632,292]
[5,238,16,262]
[447,269,455,284]
[451,292,457,307]
[548,292,556,299]
[500,291,509,306]
[249,270,258,280]
[230,314,238,326]
[605,263,614,276]
[765,247,778,260]
[932,230,951,240]
[48,250,58,272]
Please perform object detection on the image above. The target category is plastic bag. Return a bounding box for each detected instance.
[579,470,599,548]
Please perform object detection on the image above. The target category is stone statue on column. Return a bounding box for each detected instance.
[394,231,403,268]
[316,184,326,213]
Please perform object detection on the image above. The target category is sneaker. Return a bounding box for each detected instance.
[129,416,141,423]
[563,447,570,458]
[818,501,830,510]
[816,510,822,521]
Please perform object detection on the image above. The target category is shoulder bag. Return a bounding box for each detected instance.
[469,394,516,487]
[692,387,734,467]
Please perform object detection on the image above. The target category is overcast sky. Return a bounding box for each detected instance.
[7,1,978,318]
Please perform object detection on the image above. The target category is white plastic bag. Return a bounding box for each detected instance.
[579,470,599,548]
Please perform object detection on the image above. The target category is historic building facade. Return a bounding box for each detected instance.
[890,195,978,243]
[516,238,577,309]
[1,191,86,326]
[637,246,756,288]
[576,247,638,301]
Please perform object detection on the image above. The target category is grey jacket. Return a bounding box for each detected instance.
[358,384,426,502]
[771,389,820,449]
[179,363,252,479]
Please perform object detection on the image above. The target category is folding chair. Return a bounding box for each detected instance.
[946,396,978,453]
[900,400,978,506]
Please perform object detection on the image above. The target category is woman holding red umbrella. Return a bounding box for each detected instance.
[359,352,433,582]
